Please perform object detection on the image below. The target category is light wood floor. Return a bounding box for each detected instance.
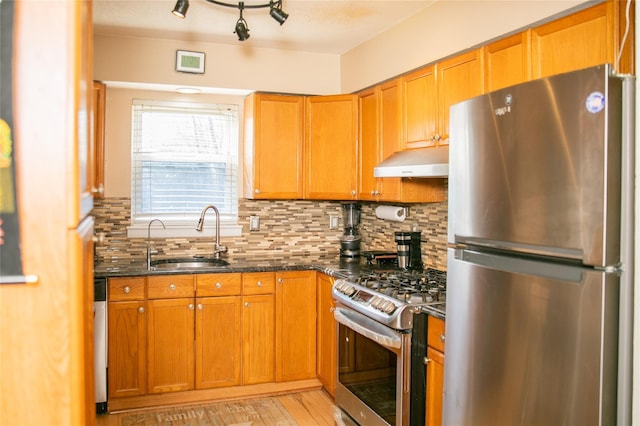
[95,389,352,425]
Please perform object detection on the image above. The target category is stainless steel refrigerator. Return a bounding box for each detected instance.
[444,64,634,426]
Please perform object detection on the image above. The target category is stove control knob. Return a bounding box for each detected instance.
[336,281,356,296]
[383,302,396,314]
[370,296,382,309]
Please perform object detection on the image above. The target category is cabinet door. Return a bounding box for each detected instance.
[108,300,146,398]
[242,294,275,384]
[275,271,317,382]
[305,94,359,200]
[244,93,304,199]
[72,217,95,424]
[401,65,437,149]
[377,79,402,202]
[437,49,484,144]
[92,81,105,198]
[484,31,531,92]
[425,347,445,426]
[358,87,379,201]
[147,298,195,393]
[195,296,242,389]
[531,2,613,79]
[316,273,336,395]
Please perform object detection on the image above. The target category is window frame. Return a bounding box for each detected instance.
[126,98,242,239]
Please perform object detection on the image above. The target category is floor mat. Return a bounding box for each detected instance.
[120,397,299,426]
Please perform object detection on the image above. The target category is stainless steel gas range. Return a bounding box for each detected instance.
[332,268,446,426]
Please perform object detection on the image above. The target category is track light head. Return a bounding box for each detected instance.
[269,1,288,25]
[172,0,189,18]
[234,18,250,41]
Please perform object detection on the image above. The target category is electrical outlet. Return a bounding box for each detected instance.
[249,215,260,231]
[329,215,339,230]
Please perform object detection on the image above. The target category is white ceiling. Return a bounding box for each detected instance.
[93,0,436,55]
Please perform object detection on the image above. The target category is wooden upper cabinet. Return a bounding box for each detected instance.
[358,81,404,202]
[484,31,531,92]
[401,65,438,149]
[437,48,484,144]
[92,81,106,199]
[377,80,403,202]
[531,1,634,78]
[358,86,380,201]
[67,0,94,227]
[243,93,304,199]
[305,94,359,200]
[401,49,483,148]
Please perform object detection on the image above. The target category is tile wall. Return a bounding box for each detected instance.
[93,197,448,270]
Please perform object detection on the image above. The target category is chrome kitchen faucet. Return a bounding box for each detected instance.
[147,218,166,270]
[196,205,228,259]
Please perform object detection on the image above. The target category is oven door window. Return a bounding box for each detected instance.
[338,322,397,424]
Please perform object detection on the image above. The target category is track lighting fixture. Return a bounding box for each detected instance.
[171,0,288,41]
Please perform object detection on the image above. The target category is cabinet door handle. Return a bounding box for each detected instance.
[123,286,131,294]
[257,281,262,287]
[188,303,195,310]
[91,184,104,195]
[255,189,260,194]
[138,306,145,313]
[169,284,176,291]
[244,302,250,307]
[197,304,203,310]
[440,334,445,342]
[278,278,283,283]
[215,282,222,288]
[329,307,335,313]
[424,357,431,365]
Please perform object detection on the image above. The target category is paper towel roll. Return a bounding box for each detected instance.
[375,205,406,222]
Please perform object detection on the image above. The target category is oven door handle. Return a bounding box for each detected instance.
[334,307,403,350]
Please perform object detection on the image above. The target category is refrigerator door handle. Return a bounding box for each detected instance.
[455,248,592,283]
[455,236,584,260]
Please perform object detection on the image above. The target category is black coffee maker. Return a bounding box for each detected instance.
[395,231,423,270]
[340,202,361,262]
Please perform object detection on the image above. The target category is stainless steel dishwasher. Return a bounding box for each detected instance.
[94,277,108,413]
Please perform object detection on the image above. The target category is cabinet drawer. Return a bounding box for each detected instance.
[196,273,242,297]
[427,315,445,353]
[147,274,194,299]
[242,272,275,295]
[109,277,145,301]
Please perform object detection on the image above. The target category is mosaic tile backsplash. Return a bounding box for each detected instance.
[93,197,448,270]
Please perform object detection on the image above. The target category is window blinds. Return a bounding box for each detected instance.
[131,100,239,225]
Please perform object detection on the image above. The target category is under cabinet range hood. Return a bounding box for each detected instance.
[373,145,449,178]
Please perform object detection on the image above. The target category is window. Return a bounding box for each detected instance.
[128,99,241,238]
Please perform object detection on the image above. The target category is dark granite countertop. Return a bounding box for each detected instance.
[94,254,374,280]
[95,254,446,320]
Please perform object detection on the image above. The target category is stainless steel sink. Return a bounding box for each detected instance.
[150,257,230,271]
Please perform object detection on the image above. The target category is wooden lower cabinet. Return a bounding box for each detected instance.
[276,271,317,382]
[107,277,147,399]
[242,293,276,384]
[316,273,336,395]
[426,316,445,426]
[426,347,445,426]
[195,296,242,389]
[147,297,195,393]
[107,270,321,409]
